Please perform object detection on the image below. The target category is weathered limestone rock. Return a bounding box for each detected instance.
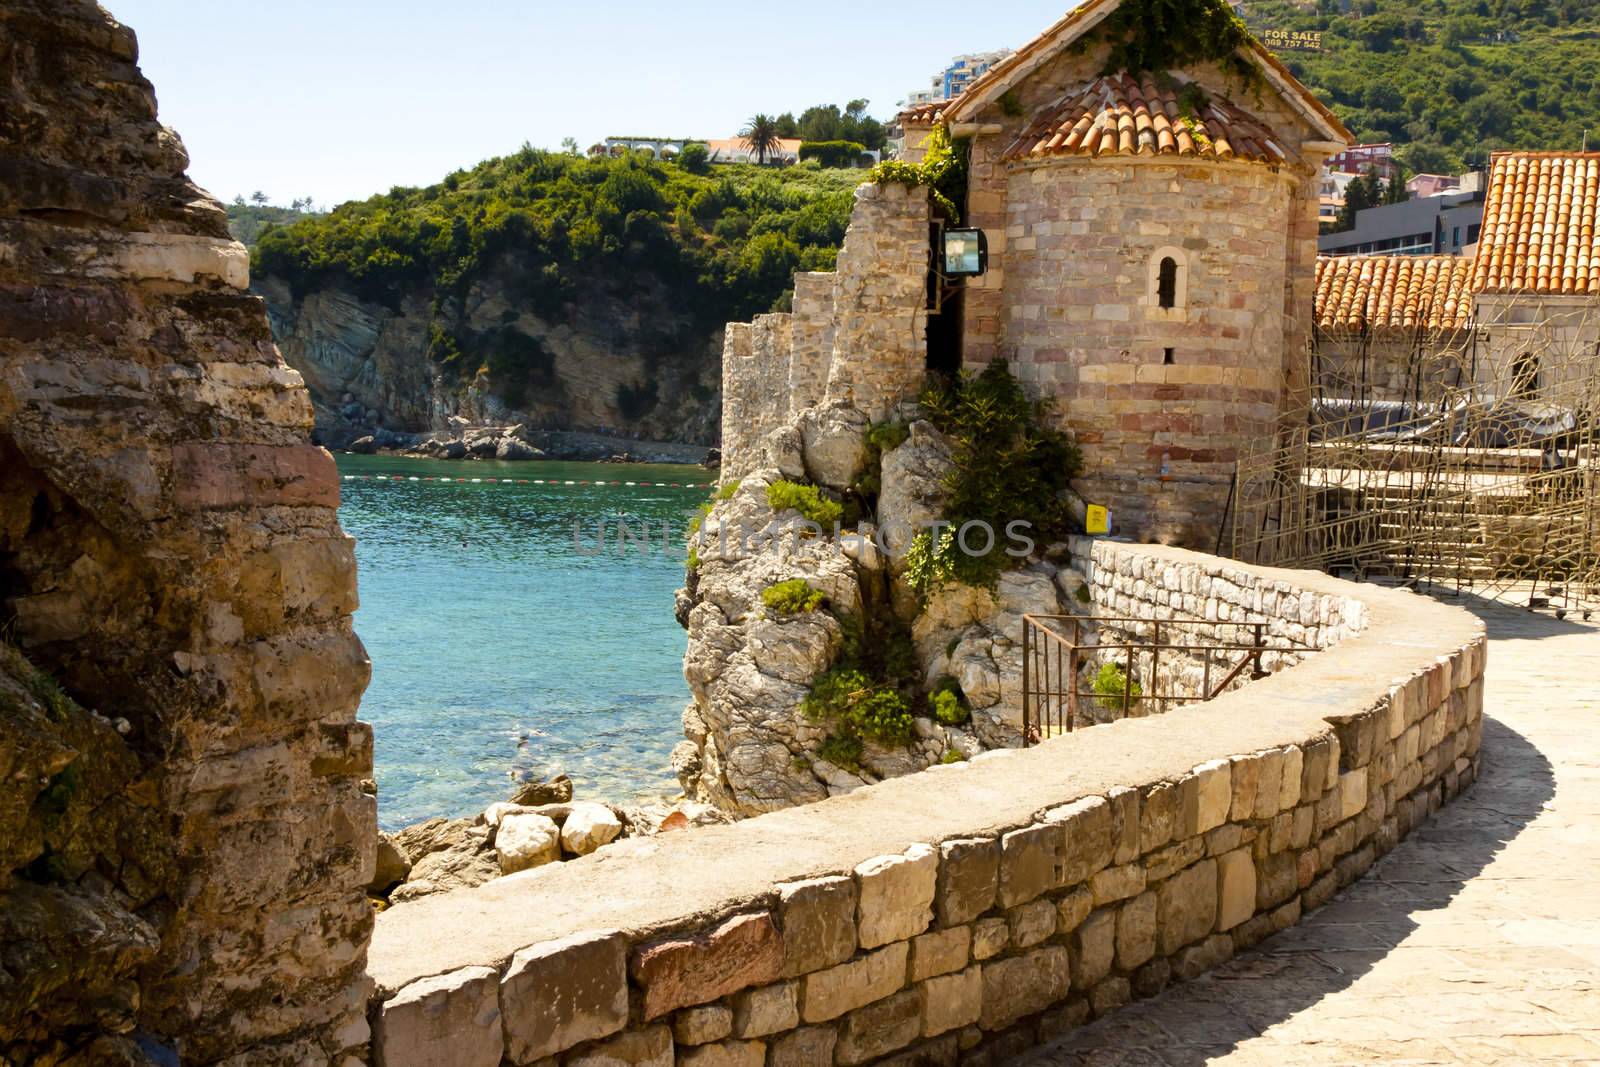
[680,1039,766,1067]
[1157,858,1219,955]
[501,931,629,1062]
[855,844,937,948]
[800,941,907,1023]
[909,926,970,983]
[674,1005,734,1046]
[1072,909,1116,990]
[877,421,955,565]
[835,988,923,1065]
[1116,892,1158,971]
[936,838,999,927]
[999,822,1064,907]
[372,967,504,1067]
[921,965,983,1037]
[511,773,574,806]
[497,813,562,875]
[731,981,799,1038]
[562,802,623,856]
[798,402,870,491]
[372,833,413,894]
[630,913,784,1020]
[0,4,373,1060]
[767,1026,837,1067]
[1216,847,1257,931]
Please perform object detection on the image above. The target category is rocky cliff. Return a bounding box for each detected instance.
[0,2,372,1062]
[258,270,722,450]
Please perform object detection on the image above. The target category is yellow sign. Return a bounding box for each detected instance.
[1085,504,1110,535]
[1258,28,1324,52]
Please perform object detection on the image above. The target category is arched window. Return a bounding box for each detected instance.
[1512,351,1539,398]
[1148,248,1186,312]
[1157,257,1178,309]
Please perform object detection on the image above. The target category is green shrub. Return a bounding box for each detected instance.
[816,735,865,772]
[930,676,970,726]
[799,140,869,168]
[866,420,910,454]
[1092,661,1142,712]
[868,124,966,221]
[802,667,913,745]
[939,748,967,765]
[766,480,843,527]
[762,579,827,615]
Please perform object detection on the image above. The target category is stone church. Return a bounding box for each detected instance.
[893,0,1353,544]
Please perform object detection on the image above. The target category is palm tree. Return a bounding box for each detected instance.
[740,114,783,166]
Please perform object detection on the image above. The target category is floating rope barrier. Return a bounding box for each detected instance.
[340,474,715,489]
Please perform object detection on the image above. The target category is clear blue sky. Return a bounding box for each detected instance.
[108,1,1074,209]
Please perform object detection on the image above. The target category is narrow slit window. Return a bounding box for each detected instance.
[1163,347,1175,365]
[1157,257,1178,309]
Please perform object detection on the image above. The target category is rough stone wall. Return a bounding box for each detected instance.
[823,182,932,423]
[788,271,836,413]
[718,184,932,479]
[363,544,1485,1067]
[0,4,374,1063]
[1002,159,1292,547]
[1312,332,1478,403]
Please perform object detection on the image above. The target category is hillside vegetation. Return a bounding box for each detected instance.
[254,149,858,339]
[1243,0,1600,173]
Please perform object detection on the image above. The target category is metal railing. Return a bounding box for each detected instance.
[1020,615,1305,744]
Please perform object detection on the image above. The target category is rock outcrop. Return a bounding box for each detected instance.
[0,4,372,1062]
[257,275,722,450]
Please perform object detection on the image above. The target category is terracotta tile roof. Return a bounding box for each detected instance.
[897,101,948,125]
[1315,255,1476,333]
[1001,73,1287,165]
[1471,151,1600,295]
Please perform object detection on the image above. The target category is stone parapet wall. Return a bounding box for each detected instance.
[789,272,837,413]
[365,546,1485,1067]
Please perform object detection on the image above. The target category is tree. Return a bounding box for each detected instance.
[740,114,783,165]
[678,142,710,175]
[560,137,580,156]
[250,190,269,207]
[774,112,798,138]
[1332,166,1386,232]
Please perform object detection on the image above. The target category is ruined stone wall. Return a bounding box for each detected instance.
[362,545,1484,1067]
[1312,332,1478,404]
[823,182,932,423]
[718,184,932,479]
[1003,158,1292,547]
[0,4,373,1063]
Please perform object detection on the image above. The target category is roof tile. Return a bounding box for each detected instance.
[1471,151,1600,295]
[1000,73,1287,165]
[1315,255,1476,334]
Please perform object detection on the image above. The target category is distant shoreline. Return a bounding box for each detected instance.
[332,427,717,468]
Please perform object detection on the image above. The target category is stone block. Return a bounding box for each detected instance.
[1157,858,1218,955]
[857,844,937,948]
[1145,836,1205,882]
[1089,863,1145,906]
[801,941,908,1023]
[1108,786,1141,864]
[922,964,983,1038]
[936,838,998,927]
[1089,976,1131,1018]
[998,822,1064,907]
[1132,957,1172,998]
[1115,891,1156,971]
[631,913,783,1021]
[732,980,798,1039]
[1007,899,1056,950]
[1230,753,1260,821]
[1072,909,1116,990]
[502,930,629,1062]
[980,946,1070,1031]
[1339,768,1369,822]
[1298,738,1332,804]
[673,1006,732,1046]
[566,1025,673,1067]
[971,917,1008,961]
[679,1041,765,1067]
[777,876,856,977]
[1190,759,1232,835]
[909,926,971,983]
[836,989,923,1065]
[1045,795,1113,884]
[1278,747,1304,813]
[373,966,503,1067]
[767,1026,837,1067]
[1055,886,1093,934]
[496,812,561,875]
[1215,848,1255,932]
[1256,850,1297,910]
[1139,781,1178,854]
[1173,934,1234,981]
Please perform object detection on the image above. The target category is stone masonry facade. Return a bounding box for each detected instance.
[365,541,1485,1067]
[720,183,931,480]
[0,4,374,1063]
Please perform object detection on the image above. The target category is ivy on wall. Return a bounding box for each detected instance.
[1093,0,1263,92]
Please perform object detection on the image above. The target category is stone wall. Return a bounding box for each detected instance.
[718,183,931,480]
[0,4,373,1063]
[1002,158,1293,548]
[364,543,1484,1067]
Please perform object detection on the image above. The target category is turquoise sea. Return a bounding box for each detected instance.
[335,454,708,830]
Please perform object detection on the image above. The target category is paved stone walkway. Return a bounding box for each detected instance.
[1015,600,1600,1066]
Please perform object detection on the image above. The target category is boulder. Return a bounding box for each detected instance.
[511,773,574,806]
[799,403,870,491]
[348,435,377,454]
[878,421,954,565]
[561,802,623,856]
[388,846,499,903]
[760,424,807,482]
[497,437,543,461]
[370,833,412,895]
[497,813,562,874]
[436,439,468,460]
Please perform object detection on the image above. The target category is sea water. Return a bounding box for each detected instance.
[335,454,707,830]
